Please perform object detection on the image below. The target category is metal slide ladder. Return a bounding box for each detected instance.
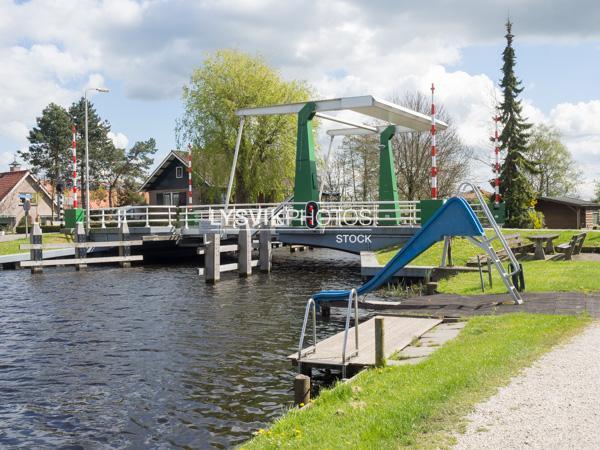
[457,182,523,304]
[297,289,360,378]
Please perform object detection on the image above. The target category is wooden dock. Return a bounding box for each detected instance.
[288,316,442,370]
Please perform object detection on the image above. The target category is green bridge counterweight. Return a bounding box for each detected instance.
[293,103,319,224]
[378,125,401,225]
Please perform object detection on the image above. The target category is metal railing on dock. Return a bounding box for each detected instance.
[297,298,317,371]
[341,289,359,379]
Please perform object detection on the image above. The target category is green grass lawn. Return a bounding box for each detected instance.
[376,229,600,267]
[0,233,73,256]
[243,313,589,449]
[375,228,600,295]
[439,260,600,295]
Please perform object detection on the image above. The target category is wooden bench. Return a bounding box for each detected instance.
[467,234,533,266]
[556,233,587,260]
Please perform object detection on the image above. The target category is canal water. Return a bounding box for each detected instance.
[0,248,364,448]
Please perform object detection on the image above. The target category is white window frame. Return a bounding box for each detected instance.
[176,166,183,178]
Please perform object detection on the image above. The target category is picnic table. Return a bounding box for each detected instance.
[527,234,560,260]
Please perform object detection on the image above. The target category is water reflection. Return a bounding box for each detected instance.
[0,248,362,448]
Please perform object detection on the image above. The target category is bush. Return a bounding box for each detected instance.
[528,208,545,229]
[15,225,64,234]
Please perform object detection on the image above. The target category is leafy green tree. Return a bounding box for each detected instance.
[526,124,581,197]
[20,103,72,219]
[117,178,148,206]
[337,133,379,201]
[69,98,116,209]
[498,20,538,227]
[178,49,312,203]
[96,139,158,207]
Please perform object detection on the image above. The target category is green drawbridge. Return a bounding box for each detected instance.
[232,95,449,222]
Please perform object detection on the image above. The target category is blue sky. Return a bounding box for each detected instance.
[455,42,600,112]
[1,0,599,197]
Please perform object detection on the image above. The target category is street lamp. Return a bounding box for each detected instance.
[84,87,109,230]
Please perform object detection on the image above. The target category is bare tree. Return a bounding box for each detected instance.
[321,91,470,201]
[391,92,471,200]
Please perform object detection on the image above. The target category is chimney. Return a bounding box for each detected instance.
[9,155,21,172]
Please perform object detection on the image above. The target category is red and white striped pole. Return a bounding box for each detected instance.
[187,143,193,207]
[493,115,501,205]
[430,83,437,199]
[71,125,78,209]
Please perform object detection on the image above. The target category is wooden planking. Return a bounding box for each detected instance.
[20,240,143,250]
[197,244,239,255]
[19,255,143,267]
[289,316,441,368]
[197,259,258,275]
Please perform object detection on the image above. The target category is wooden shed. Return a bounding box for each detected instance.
[535,196,599,229]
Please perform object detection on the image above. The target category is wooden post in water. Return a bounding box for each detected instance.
[294,374,311,407]
[75,222,87,271]
[259,229,272,273]
[205,233,220,283]
[30,222,43,274]
[238,224,252,277]
[375,316,385,368]
[119,221,131,268]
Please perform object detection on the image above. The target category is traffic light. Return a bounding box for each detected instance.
[305,201,319,229]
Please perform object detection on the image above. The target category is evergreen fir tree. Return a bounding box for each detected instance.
[498,20,537,227]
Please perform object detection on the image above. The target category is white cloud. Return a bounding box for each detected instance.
[108,131,129,149]
[550,100,600,136]
[0,151,16,167]
[0,0,598,199]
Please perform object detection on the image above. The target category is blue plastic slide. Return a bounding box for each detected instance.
[312,197,485,303]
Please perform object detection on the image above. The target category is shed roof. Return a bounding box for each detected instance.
[538,196,599,208]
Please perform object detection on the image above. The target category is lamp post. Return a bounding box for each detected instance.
[84,87,109,230]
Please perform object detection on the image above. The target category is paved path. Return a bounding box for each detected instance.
[0,234,25,243]
[454,323,600,449]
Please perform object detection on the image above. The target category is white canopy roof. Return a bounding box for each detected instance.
[326,125,423,137]
[235,95,448,133]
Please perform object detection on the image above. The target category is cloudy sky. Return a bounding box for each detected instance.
[1,0,599,197]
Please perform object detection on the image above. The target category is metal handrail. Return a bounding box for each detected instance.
[341,288,359,379]
[297,298,317,372]
[457,182,520,275]
[87,200,423,229]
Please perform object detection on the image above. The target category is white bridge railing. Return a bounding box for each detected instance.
[88,200,421,230]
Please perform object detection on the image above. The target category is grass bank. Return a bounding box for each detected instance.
[0,233,73,256]
[438,260,600,295]
[376,228,600,267]
[244,313,589,449]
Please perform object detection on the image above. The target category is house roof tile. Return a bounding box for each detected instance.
[0,170,29,202]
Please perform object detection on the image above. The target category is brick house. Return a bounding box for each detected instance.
[535,196,600,229]
[0,160,55,230]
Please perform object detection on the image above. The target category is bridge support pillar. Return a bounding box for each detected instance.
[238,225,252,277]
[75,222,87,271]
[378,125,401,225]
[259,229,272,273]
[119,222,131,268]
[30,223,43,274]
[205,233,220,283]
